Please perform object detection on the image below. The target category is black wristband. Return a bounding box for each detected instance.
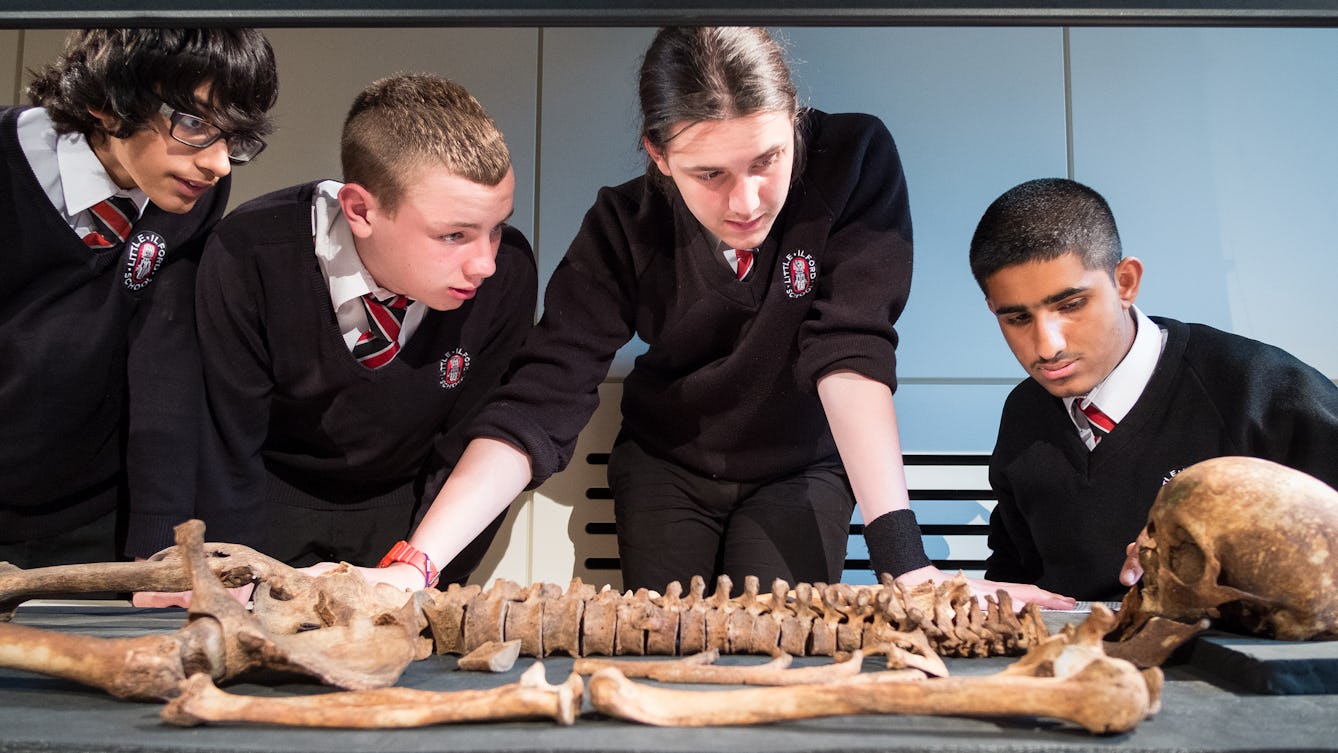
[864,509,932,579]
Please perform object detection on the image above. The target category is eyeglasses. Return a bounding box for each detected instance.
[158,103,267,164]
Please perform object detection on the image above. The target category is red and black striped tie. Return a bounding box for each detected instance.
[734,248,755,280]
[1080,401,1116,446]
[82,196,137,249]
[353,293,412,369]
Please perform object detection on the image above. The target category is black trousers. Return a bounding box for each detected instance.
[608,434,855,596]
[0,507,120,568]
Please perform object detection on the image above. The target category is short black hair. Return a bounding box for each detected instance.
[968,178,1122,292]
[26,28,278,143]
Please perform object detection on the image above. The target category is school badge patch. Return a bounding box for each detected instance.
[439,348,472,389]
[123,231,167,291]
[782,249,817,298]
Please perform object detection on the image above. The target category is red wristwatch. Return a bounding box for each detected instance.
[377,540,439,589]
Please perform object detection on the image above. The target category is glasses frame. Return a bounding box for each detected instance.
[158,103,266,164]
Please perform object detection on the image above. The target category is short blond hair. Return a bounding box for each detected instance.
[341,73,510,212]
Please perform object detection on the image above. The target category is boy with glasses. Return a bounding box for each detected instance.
[0,29,279,567]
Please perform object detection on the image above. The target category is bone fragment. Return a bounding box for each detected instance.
[162,662,584,727]
[577,650,868,686]
[574,649,721,678]
[1103,615,1210,668]
[864,629,950,678]
[457,640,522,672]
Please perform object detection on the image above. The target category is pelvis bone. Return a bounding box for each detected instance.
[0,521,420,700]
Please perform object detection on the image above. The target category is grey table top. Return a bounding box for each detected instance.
[1,603,1336,753]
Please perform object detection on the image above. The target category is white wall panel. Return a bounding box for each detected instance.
[13,28,543,241]
[1070,27,1338,376]
[236,28,540,241]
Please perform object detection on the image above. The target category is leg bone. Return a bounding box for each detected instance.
[162,662,584,727]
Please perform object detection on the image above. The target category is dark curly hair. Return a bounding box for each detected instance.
[26,28,278,143]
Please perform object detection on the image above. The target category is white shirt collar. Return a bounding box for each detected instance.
[313,180,427,351]
[312,180,384,312]
[17,108,148,221]
[1064,305,1167,426]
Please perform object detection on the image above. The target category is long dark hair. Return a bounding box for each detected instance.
[27,28,278,142]
[638,27,804,187]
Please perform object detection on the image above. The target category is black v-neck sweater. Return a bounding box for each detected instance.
[0,106,227,556]
[986,316,1338,600]
[469,110,914,485]
[192,182,537,550]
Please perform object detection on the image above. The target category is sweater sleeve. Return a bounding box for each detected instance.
[794,114,913,393]
[423,228,539,496]
[192,215,277,550]
[122,180,228,558]
[467,187,643,485]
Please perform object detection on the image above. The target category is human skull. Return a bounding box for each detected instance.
[1112,456,1338,641]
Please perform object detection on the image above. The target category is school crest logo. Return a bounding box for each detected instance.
[1161,466,1187,486]
[123,231,167,291]
[782,249,817,298]
[439,349,472,389]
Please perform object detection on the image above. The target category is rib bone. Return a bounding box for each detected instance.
[575,650,867,685]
